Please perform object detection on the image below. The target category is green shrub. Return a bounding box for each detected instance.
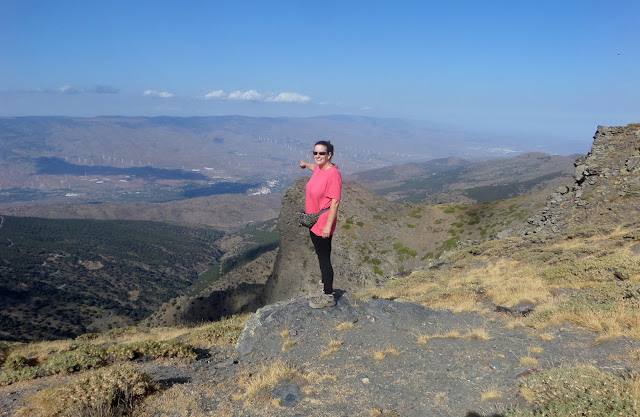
[33,365,156,417]
[506,367,637,416]
[0,365,40,386]
[103,326,140,340]
[373,265,383,275]
[107,340,197,361]
[42,344,108,375]
[442,237,458,251]
[0,341,12,365]
[393,242,417,257]
[2,354,29,371]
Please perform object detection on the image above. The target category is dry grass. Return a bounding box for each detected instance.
[185,314,251,347]
[7,339,74,364]
[480,386,503,402]
[519,356,539,367]
[336,321,355,332]
[21,365,156,417]
[282,339,295,351]
[236,360,304,400]
[328,339,343,348]
[465,328,490,341]
[373,348,400,362]
[362,259,551,313]
[359,224,640,340]
[528,346,544,354]
[320,340,343,358]
[416,327,490,345]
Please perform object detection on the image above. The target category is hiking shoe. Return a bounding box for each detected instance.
[309,293,336,309]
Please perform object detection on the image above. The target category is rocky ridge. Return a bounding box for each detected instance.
[528,124,640,234]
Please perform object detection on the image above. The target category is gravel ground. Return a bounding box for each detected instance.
[2,292,639,416]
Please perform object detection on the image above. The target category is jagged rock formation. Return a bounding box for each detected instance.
[527,124,640,234]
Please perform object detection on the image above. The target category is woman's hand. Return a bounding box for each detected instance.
[299,160,307,169]
[321,225,332,238]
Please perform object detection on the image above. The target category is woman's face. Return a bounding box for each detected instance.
[313,144,331,166]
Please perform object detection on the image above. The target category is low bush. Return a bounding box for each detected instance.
[188,314,250,346]
[0,341,12,365]
[506,366,638,416]
[0,365,39,386]
[42,344,108,375]
[29,365,156,417]
[107,340,197,361]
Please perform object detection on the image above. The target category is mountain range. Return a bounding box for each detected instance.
[1,115,572,208]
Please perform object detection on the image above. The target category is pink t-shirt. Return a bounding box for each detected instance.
[305,164,342,236]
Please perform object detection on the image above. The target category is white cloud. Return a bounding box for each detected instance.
[204,90,226,100]
[227,89,263,101]
[32,85,120,95]
[266,92,310,103]
[143,89,175,98]
[201,89,311,103]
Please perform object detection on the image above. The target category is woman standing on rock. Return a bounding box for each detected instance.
[299,140,342,308]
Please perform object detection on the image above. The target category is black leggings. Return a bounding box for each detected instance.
[309,230,334,294]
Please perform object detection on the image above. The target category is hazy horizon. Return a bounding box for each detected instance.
[2,1,638,154]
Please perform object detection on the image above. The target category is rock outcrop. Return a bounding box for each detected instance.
[527,124,640,234]
[262,178,401,304]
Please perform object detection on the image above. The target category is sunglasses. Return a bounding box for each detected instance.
[313,151,327,155]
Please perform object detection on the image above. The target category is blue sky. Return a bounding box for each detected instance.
[1,0,638,151]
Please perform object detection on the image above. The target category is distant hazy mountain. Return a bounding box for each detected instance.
[0,115,567,206]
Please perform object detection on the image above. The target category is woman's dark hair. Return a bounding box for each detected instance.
[315,140,334,156]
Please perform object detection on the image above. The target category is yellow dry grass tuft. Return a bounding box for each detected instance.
[282,339,295,351]
[362,258,551,313]
[538,333,555,341]
[519,356,539,367]
[373,348,400,362]
[319,339,343,359]
[320,347,340,359]
[417,327,490,344]
[328,339,343,348]
[465,328,490,341]
[236,360,304,401]
[480,387,503,402]
[336,321,355,332]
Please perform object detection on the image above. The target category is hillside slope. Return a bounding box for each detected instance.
[262,177,552,305]
[0,216,224,341]
[347,152,576,204]
[1,192,281,233]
